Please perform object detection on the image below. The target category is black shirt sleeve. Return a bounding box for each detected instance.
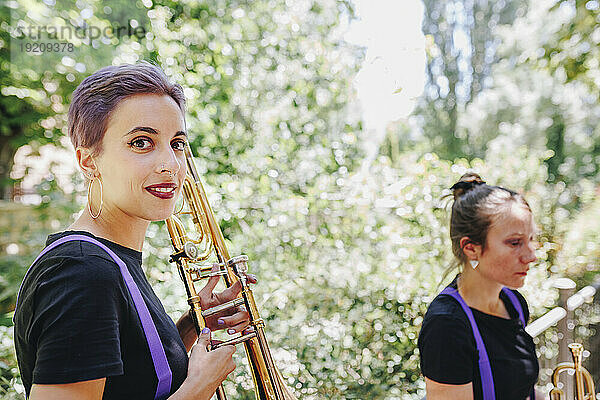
[418,313,475,385]
[31,254,126,384]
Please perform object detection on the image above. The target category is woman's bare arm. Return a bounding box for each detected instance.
[29,328,234,400]
[425,377,474,400]
[30,378,106,400]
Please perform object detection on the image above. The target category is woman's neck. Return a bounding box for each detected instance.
[457,269,509,318]
[68,207,150,252]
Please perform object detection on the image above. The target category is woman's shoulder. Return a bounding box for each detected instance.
[424,290,469,321]
[418,291,476,352]
[45,230,130,259]
[14,232,129,328]
[23,231,126,290]
[501,287,530,321]
[503,287,528,305]
[420,291,473,341]
[42,230,141,268]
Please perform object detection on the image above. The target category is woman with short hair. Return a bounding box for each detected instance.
[14,61,253,400]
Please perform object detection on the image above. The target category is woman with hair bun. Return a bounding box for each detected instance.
[418,173,540,400]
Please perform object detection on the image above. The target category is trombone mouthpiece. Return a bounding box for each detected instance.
[568,342,583,365]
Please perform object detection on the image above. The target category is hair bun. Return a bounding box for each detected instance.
[450,173,486,200]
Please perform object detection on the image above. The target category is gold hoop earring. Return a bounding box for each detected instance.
[87,176,103,219]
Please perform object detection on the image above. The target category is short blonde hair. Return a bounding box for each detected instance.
[67,61,186,156]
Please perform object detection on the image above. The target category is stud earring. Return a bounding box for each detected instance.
[470,260,479,269]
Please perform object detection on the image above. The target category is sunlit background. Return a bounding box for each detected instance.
[1,0,600,399]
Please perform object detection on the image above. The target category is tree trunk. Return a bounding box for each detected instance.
[0,135,16,201]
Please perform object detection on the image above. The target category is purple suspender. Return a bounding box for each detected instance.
[440,286,535,400]
[440,287,495,400]
[501,288,526,326]
[20,235,172,400]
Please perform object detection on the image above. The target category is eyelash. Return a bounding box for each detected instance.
[508,237,536,247]
[127,137,186,151]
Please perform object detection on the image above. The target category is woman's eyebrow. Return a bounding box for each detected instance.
[124,126,187,137]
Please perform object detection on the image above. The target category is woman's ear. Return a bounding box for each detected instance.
[76,147,97,178]
[460,236,481,261]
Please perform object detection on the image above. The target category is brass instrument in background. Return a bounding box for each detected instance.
[549,343,596,400]
[166,145,298,400]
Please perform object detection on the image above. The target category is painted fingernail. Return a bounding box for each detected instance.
[202,327,210,334]
[218,318,225,325]
[228,329,236,335]
[249,274,258,282]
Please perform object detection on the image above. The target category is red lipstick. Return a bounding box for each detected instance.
[145,183,177,199]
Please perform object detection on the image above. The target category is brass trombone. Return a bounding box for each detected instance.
[166,145,298,400]
[549,343,595,400]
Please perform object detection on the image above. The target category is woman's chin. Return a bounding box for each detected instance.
[505,275,527,289]
[145,206,178,222]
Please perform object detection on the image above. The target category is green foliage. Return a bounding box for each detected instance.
[556,196,600,284]
[0,0,151,199]
[415,0,528,159]
[0,324,24,399]
[540,0,600,86]
[144,0,364,193]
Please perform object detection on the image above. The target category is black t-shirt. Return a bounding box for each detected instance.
[13,230,188,399]
[418,277,539,400]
